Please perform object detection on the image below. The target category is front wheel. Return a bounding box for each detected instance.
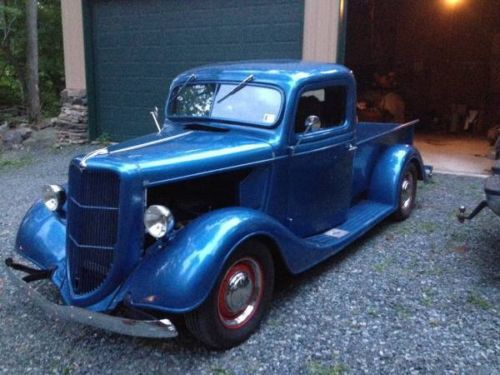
[392,163,417,221]
[185,240,274,349]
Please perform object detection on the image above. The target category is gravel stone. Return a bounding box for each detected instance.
[0,146,499,374]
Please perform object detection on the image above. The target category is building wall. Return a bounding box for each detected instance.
[61,0,86,93]
[303,0,342,62]
[61,0,343,93]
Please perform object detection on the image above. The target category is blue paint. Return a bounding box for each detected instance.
[13,61,425,315]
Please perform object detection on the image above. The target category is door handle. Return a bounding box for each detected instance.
[347,143,358,152]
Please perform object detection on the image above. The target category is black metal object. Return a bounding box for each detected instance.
[4,258,54,282]
[457,201,488,223]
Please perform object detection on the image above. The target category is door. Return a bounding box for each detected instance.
[287,84,355,237]
[85,0,305,141]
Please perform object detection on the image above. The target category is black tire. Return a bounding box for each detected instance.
[392,163,418,221]
[185,239,275,350]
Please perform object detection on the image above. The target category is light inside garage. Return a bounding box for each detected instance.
[444,0,464,8]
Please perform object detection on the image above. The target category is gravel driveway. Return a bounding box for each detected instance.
[0,146,499,374]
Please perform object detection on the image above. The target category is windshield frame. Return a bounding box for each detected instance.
[166,80,285,129]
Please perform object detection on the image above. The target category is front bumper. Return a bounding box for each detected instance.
[5,259,178,339]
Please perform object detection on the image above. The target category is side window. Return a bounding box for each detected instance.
[294,86,347,133]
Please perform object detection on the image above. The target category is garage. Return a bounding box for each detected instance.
[345,0,500,175]
[82,0,305,141]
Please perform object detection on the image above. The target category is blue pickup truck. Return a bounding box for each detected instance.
[6,61,428,349]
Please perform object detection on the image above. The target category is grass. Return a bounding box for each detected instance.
[421,288,437,307]
[211,368,233,375]
[266,317,283,327]
[373,258,392,272]
[449,230,468,243]
[367,307,379,317]
[308,361,348,375]
[467,292,492,310]
[0,156,33,171]
[393,303,411,319]
[391,222,413,236]
[95,132,112,145]
[419,221,437,234]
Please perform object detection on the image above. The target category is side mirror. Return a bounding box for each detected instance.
[304,115,321,133]
[294,115,321,150]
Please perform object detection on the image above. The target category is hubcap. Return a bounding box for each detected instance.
[218,257,263,329]
[401,172,414,210]
[225,271,253,313]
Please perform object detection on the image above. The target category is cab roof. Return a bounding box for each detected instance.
[173,60,354,89]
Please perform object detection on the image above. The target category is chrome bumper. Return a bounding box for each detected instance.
[5,261,178,339]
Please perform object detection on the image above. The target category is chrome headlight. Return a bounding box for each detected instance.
[42,185,66,212]
[144,205,175,239]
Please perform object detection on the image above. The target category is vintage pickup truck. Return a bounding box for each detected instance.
[6,61,428,349]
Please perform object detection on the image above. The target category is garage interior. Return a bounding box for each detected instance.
[345,0,500,176]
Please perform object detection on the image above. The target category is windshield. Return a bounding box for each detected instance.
[168,83,282,127]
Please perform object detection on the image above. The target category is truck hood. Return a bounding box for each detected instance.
[79,129,275,185]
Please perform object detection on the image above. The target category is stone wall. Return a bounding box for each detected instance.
[53,89,88,144]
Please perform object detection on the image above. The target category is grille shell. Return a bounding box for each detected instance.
[67,164,120,295]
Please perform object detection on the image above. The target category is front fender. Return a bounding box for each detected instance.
[368,144,425,207]
[15,201,66,270]
[119,208,294,314]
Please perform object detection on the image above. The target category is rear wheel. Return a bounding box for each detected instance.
[185,240,274,349]
[392,163,417,221]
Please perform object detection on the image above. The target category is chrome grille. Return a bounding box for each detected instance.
[67,164,120,294]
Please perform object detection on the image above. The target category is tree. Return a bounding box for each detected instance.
[0,0,27,104]
[0,0,62,117]
[25,0,40,123]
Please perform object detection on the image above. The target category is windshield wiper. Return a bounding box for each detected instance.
[217,74,254,104]
[168,74,196,107]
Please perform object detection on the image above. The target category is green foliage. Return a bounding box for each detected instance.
[467,292,492,310]
[38,0,64,116]
[211,368,233,375]
[308,361,349,375]
[0,155,33,171]
[95,132,112,145]
[0,0,64,116]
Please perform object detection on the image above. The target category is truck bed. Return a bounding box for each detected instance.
[352,120,419,200]
[356,120,418,146]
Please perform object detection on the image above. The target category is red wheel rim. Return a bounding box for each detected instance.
[217,257,264,329]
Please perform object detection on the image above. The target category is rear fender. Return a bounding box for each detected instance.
[118,208,294,314]
[368,144,425,207]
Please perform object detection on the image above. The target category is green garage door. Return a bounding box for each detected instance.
[84,0,305,141]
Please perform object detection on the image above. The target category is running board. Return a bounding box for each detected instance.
[306,200,394,248]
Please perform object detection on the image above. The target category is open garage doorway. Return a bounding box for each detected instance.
[345,0,500,176]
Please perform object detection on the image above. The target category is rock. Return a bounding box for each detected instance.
[0,122,8,136]
[22,127,58,149]
[37,118,53,129]
[54,89,88,145]
[18,127,33,141]
[2,129,23,150]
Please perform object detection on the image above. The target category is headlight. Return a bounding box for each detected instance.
[144,205,175,239]
[42,185,66,212]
